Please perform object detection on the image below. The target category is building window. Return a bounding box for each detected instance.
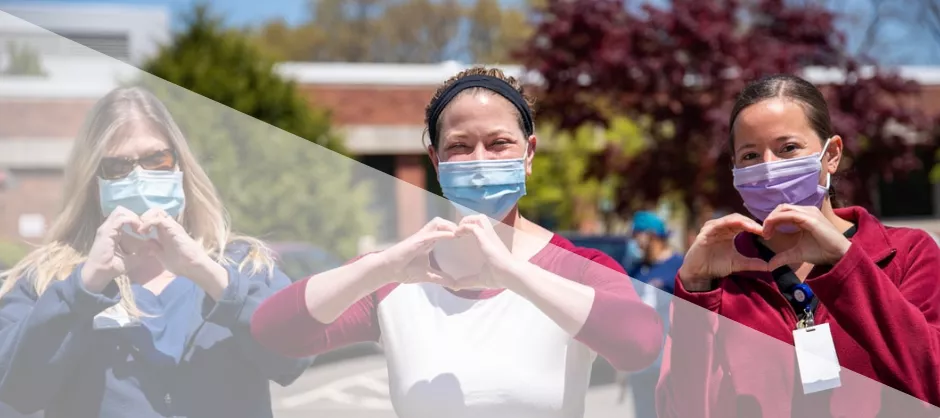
[57,32,130,61]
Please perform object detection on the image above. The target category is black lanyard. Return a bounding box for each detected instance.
[753,225,858,325]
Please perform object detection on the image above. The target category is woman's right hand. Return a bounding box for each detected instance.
[678,214,770,292]
[80,206,143,293]
[379,217,458,287]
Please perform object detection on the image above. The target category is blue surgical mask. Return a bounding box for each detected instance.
[628,239,644,262]
[98,168,186,239]
[437,145,528,220]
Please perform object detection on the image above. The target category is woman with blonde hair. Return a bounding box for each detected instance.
[0,87,312,418]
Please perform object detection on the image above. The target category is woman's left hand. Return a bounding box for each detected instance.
[454,215,519,289]
[762,204,853,270]
[140,208,228,290]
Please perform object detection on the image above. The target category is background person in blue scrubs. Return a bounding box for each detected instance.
[618,211,683,418]
[0,87,312,418]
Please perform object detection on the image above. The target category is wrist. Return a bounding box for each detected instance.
[362,252,400,287]
[80,264,112,294]
[835,238,852,261]
[678,268,713,293]
[190,257,229,299]
[493,258,530,290]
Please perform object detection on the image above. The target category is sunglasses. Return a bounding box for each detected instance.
[98,149,178,180]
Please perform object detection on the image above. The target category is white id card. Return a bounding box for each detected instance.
[793,323,842,394]
[93,304,141,330]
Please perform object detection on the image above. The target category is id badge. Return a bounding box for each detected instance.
[792,323,841,394]
[93,304,141,330]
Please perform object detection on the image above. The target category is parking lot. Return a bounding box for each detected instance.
[270,354,637,418]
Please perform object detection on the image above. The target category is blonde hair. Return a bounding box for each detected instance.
[0,87,274,316]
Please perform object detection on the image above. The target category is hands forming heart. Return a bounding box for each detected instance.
[81,206,218,293]
[761,204,852,270]
[449,214,518,290]
[678,205,852,292]
[382,215,519,290]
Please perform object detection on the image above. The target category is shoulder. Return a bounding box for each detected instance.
[884,225,938,243]
[841,206,940,261]
[884,226,940,255]
[218,238,281,279]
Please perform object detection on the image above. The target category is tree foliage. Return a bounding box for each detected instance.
[518,0,935,224]
[2,42,44,76]
[521,117,644,232]
[140,5,377,257]
[147,5,343,151]
[254,0,530,63]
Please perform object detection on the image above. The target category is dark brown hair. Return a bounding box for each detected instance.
[729,74,839,202]
[424,66,536,149]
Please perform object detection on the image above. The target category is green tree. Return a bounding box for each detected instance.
[253,0,463,63]
[141,5,377,257]
[252,19,321,62]
[520,117,644,232]
[146,5,342,151]
[466,0,531,63]
[252,0,531,63]
[2,42,45,76]
[0,240,29,268]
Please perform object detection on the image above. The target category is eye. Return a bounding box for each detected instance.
[781,143,800,153]
[741,152,759,161]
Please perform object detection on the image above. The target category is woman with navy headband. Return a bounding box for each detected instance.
[656,74,940,417]
[251,66,664,418]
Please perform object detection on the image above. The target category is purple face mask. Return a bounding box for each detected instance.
[732,138,832,233]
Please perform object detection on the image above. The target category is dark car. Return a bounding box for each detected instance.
[268,242,345,283]
[562,234,639,272]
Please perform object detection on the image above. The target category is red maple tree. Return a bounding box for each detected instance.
[517,0,935,230]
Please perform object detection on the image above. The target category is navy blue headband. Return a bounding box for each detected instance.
[426,74,535,146]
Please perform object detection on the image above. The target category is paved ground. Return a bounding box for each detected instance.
[271,354,637,418]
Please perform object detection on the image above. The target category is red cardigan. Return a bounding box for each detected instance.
[656,206,940,418]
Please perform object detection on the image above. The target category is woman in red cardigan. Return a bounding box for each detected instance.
[656,74,940,418]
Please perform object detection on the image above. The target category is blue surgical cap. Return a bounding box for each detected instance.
[632,211,668,238]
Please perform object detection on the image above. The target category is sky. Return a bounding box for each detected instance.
[2,0,937,65]
[33,0,311,26]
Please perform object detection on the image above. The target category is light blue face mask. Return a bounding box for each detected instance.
[628,239,644,263]
[98,168,186,240]
[437,144,528,220]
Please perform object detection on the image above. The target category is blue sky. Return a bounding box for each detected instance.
[31,0,312,26]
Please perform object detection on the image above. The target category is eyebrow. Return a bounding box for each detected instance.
[735,135,800,153]
[103,147,171,159]
[487,128,515,137]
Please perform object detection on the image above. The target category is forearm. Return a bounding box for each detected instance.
[500,259,663,370]
[191,261,229,301]
[500,260,594,336]
[305,253,391,323]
